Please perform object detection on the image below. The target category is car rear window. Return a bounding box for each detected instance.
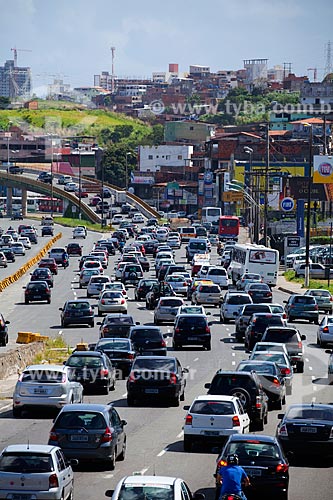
[105,316,134,325]
[66,302,90,310]
[243,305,271,315]
[130,328,161,340]
[177,316,207,328]
[91,277,109,283]
[270,305,284,314]
[0,453,53,473]
[191,400,235,415]
[189,242,207,250]
[253,316,284,329]
[200,285,221,293]
[133,358,176,371]
[211,374,256,392]
[97,340,130,350]
[228,442,280,460]
[27,283,47,290]
[264,330,299,343]
[54,411,106,429]
[66,356,103,368]
[249,284,270,290]
[21,370,64,383]
[286,407,333,420]
[228,295,252,305]
[160,299,183,307]
[102,292,123,299]
[208,268,226,276]
[293,296,316,304]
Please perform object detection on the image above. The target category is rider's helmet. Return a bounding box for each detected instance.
[226,454,239,465]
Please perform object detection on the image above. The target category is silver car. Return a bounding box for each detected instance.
[79,268,100,288]
[165,274,190,296]
[0,444,75,500]
[317,315,333,347]
[154,297,184,324]
[86,275,111,298]
[220,291,252,322]
[12,364,83,417]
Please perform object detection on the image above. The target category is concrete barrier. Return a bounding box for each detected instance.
[0,232,62,293]
[0,342,45,381]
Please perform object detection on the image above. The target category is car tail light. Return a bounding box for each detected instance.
[121,299,125,304]
[65,312,71,317]
[255,396,262,409]
[128,372,136,382]
[101,299,105,304]
[205,326,210,333]
[267,292,272,297]
[314,304,318,310]
[276,463,289,473]
[126,353,134,360]
[281,368,291,375]
[175,328,180,334]
[272,378,280,386]
[298,341,302,349]
[100,426,113,443]
[62,373,67,383]
[278,424,288,437]
[329,426,333,438]
[330,296,333,302]
[185,414,193,425]
[102,327,108,335]
[290,305,295,308]
[282,313,287,319]
[122,290,127,295]
[232,415,240,427]
[183,282,188,286]
[49,473,59,489]
[161,340,166,347]
[323,326,329,333]
[100,369,109,377]
[49,429,58,441]
[169,373,177,384]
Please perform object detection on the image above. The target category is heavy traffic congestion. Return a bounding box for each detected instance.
[0,211,333,500]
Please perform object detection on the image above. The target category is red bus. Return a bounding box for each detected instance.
[218,216,240,241]
[37,197,64,213]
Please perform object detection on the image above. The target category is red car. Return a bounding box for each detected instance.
[89,196,102,207]
[66,243,82,256]
[75,188,89,198]
[38,258,58,275]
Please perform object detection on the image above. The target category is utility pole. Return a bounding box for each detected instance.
[305,124,313,288]
[263,123,270,247]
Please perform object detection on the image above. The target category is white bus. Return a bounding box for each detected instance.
[227,244,279,286]
[201,206,222,224]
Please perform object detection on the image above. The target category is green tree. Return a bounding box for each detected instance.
[0,97,10,110]
[102,144,136,188]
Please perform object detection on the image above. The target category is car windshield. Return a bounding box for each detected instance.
[160,299,183,307]
[131,329,161,340]
[133,359,175,371]
[191,400,235,415]
[0,453,53,473]
[97,340,130,350]
[270,305,284,314]
[118,485,173,500]
[228,295,251,305]
[66,356,102,368]
[180,307,203,314]
[227,442,280,461]
[286,407,333,420]
[21,370,64,383]
[54,411,106,429]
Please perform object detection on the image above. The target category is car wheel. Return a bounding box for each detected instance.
[110,378,116,391]
[12,407,22,418]
[180,390,185,401]
[183,437,192,452]
[282,395,286,405]
[204,341,211,351]
[90,322,95,328]
[296,361,304,373]
[264,411,268,425]
[127,395,135,407]
[25,299,29,304]
[171,394,180,407]
[314,318,319,325]
[229,387,251,409]
[288,316,293,322]
[107,448,116,470]
[0,339,6,347]
[223,317,229,324]
[98,310,102,317]
[154,318,160,325]
[47,298,51,304]
[87,293,91,298]
[118,439,126,461]
[252,417,264,432]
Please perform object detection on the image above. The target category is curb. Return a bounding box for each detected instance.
[278,286,300,295]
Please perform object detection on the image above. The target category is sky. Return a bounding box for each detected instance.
[0,0,332,95]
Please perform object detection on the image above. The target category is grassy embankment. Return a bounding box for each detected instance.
[283,269,333,293]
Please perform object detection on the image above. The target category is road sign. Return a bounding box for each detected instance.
[281,197,295,211]
[222,191,243,202]
[287,236,300,248]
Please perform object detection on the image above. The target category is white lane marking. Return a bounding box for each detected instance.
[311,375,315,380]
[309,366,313,371]
[0,403,12,413]
[226,328,230,332]
[305,358,309,362]
[157,449,166,457]
[311,396,316,402]
[193,357,199,362]
[232,352,235,356]
[149,312,154,315]
[140,467,149,474]
[232,361,236,365]
[122,393,127,397]
[103,473,114,479]
[136,303,141,307]
[58,330,63,336]
[177,431,184,438]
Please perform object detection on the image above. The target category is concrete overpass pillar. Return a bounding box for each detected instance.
[21,189,27,217]
[6,187,13,217]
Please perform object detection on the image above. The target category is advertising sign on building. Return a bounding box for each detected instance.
[313,156,333,184]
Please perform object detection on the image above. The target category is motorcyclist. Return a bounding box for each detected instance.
[62,250,69,268]
[216,454,250,500]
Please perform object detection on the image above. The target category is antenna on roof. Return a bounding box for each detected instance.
[27,440,30,449]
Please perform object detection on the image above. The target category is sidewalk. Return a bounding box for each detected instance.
[277,272,304,296]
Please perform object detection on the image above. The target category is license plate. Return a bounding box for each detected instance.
[13,495,32,500]
[74,312,82,317]
[207,298,215,302]
[245,468,262,476]
[301,426,317,433]
[204,430,219,436]
[71,434,89,441]
[34,388,47,394]
[145,388,159,394]
[188,337,198,341]
[34,295,41,299]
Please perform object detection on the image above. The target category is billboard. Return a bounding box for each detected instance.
[249,249,277,264]
[313,155,333,184]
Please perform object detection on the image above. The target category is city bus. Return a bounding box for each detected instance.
[201,207,222,224]
[37,197,64,213]
[227,243,279,286]
[0,196,40,213]
[218,215,240,241]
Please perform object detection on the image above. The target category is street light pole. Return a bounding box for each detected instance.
[263,123,270,246]
[305,124,313,288]
[50,141,54,218]
[101,149,105,229]
[78,149,82,220]
[244,147,254,241]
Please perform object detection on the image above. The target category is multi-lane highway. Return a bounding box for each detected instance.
[0,219,332,499]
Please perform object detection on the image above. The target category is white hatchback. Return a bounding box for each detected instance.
[98,290,127,315]
[183,395,250,452]
[87,275,111,298]
[73,227,86,239]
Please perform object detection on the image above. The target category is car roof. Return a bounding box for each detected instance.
[60,403,110,412]
[3,444,58,454]
[193,395,238,402]
[121,476,177,486]
[227,434,277,443]
[69,351,103,357]
[24,364,67,372]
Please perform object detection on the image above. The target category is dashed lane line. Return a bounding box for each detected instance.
[157,449,166,457]
[122,393,127,398]
[177,431,184,438]
[193,357,199,362]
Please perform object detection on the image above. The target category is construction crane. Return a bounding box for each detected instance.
[11,47,32,67]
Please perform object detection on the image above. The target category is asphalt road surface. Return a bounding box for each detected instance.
[0,223,332,500]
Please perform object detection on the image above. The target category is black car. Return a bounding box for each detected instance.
[205,370,268,431]
[246,283,273,303]
[134,278,159,301]
[30,268,54,288]
[65,351,115,394]
[66,243,82,256]
[0,313,10,346]
[41,225,54,236]
[173,314,211,350]
[129,326,167,356]
[142,239,159,255]
[126,356,188,407]
[49,403,126,469]
[24,230,38,244]
[237,360,286,410]
[262,327,306,373]
[277,403,333,458]
[95,338,136,377]
[215,434,289,500]
[24,281,51,304]
[0,247,15,262]
[244,313,287,351]
[60,300,95,328]
[8,165,23,174]
[38,172,52,184]
[146,281,176,310]
[98,314,138,338]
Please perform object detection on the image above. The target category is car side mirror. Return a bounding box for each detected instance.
[59,308,63,311]
[121,419,127,426]
[105,491,114,498]
[301,334,306,340]
[325,349,333,354]
[277,413,285,419]
[283,300,287,304]
[63,361,66,365]
[97,322,102,325]
[208,322,213,326]
[193,494,205,500]
[135,321,140,325]
[22,286,26,289]
[183,405,190,411]
[204,383,211,389]
[183,368,189,374]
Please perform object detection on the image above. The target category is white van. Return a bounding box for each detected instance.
[57,175,72,185]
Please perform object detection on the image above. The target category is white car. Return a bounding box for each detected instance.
[112,214,123,225]
[90,251,108,269]
[12,365,83,416]
[183,395,250,452]
[220,291,253,322]
[64,182,78,192]
[154,297,184,324]
[0,444,75,500]
[192,283,222,306]
[82,259,103,273]
[132,213,145,223]
[165,274,190,296]
[106,475,204,500]
[86,275,111,297]
[100,281,128,299]
[10,242,25,255]
[115,262,128,280]
[18,236,31,249]
[155,228,169,242]
[73,227,86,239]
[205,266,229,289]
[167,236,181,249]
[98,290,127,315]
